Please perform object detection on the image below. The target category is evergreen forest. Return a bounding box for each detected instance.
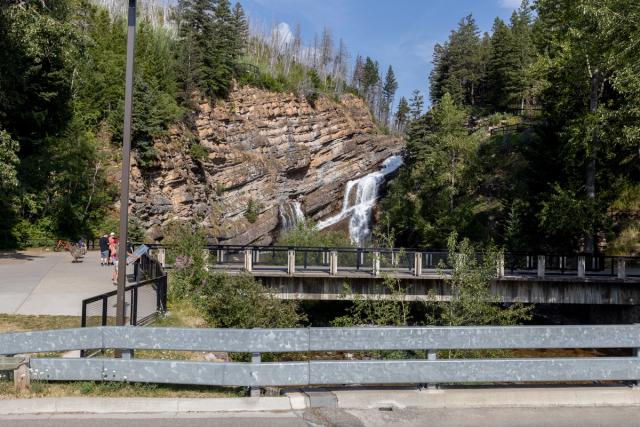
[383,0,640,256]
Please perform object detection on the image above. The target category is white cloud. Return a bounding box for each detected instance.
[499,0,522,8]
[271,22,293,47]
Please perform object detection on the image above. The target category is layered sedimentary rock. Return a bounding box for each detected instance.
[129,85,402,245]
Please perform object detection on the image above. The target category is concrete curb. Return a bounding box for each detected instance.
[2,387,640,415]
[0,397,293,415]
[327,386,640,410]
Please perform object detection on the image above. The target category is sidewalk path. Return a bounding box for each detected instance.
[0,250,116,316]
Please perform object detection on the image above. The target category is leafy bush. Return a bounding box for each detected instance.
[425,232,532,327]
[162,221,208,300]
[332,276,410,327]
[195,272,306,328]
[11,218,55,248]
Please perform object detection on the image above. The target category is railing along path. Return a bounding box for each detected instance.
[149,244,640,281]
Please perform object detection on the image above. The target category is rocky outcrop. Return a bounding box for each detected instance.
[130,86,403,245]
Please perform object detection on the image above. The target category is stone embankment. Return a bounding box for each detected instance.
[129,86,402,245]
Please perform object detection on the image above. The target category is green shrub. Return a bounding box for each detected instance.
[196,272,307,328]
[244,198,262,223]
[11,218,55,248]
[277,221,351,247]
[214,182,225,196]
[162,221,208,300]
[189,144,208,161]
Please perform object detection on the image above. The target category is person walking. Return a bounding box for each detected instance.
[110,239,119,284]
[99,234,109,266]
[107,232,116,266]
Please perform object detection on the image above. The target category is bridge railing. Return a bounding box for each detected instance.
[148,244,640,280]
[1,325,639,390]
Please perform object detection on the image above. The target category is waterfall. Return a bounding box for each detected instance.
[317,155,403,245]
[280,201,305,229]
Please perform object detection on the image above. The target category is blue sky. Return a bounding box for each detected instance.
[241,0,523,108]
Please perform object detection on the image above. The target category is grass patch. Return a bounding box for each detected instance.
[0,314,80,333]
[0,379,242,400]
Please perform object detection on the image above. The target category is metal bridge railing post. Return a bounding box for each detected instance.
[250,352,261,397]
[537,255,546,279]
[496,253,505,278]
[618,258,627,280]
[330,251,339,275]
[287,250,296,275]
[372,251,380,277]
[157,248,166,268]
[413,252,422,277]
[577,255,586,279]
[244,249,253,273]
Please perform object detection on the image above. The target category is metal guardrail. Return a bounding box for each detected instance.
[1,325,639,387]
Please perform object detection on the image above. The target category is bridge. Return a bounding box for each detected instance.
[150,245,640,305]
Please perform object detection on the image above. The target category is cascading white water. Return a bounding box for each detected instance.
[292,201,304,224]
[279,200,305,229]
[317,155,403,245]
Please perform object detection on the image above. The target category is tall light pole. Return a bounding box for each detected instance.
[116,0,137,327]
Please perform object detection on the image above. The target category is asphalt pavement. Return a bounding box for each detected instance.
[2,406,640,427]
[0,250,124,315]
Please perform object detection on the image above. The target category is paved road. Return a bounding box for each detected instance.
[2,406,640,427]
[0,250,118,315]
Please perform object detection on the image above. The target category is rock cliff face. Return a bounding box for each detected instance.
[130,86,402,245]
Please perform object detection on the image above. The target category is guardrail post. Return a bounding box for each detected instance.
[157,248,166,268]
[372,251,380,276]
[250,352,261,397]
[329,250,338,275]
[287,250,296,275]
[537,255,545,278]
[414,252,422,276]
[203,249,210,271]
[496,253,505,278]
[419,350,437,391]
[244,249,253,273]
[577,255,586,278]
[13,356,30,393]
[618,258,627,280]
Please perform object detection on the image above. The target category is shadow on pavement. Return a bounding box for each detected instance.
[0,251,45,261]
